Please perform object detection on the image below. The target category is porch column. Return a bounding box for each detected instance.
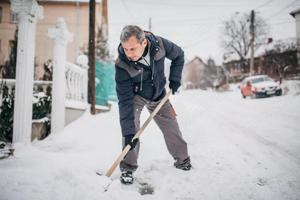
[48,18,72,133]
[11,0,43,144]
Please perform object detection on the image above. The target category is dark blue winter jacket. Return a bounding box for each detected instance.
[115,32,184,136]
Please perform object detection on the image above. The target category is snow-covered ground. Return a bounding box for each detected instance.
[1,81,300,200]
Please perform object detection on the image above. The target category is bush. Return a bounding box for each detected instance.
[32,92,52,120]
[0,91,14,142]
[0,88,52,142]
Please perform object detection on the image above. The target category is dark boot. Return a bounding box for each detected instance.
[174,157,192,171]
[120,171,134,185]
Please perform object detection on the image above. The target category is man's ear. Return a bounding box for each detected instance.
[142,39,147,47]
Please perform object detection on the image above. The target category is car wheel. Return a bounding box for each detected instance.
[251,92,258,99]
[275,89,282,96]
[241,91,246,98]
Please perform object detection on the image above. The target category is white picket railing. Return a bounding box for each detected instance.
[65,62,88,109]
[0,62,88,110]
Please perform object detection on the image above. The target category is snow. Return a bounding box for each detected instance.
[32,92,47,104]
[1,82,300,200]
[32,117,49,123]
[282,80,300,96]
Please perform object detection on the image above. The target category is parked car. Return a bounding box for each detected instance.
[240,75,282,98]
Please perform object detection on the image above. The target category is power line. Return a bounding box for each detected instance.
[255,0,276,10]
[266,0,299,19]
[129,0,269,8]
[269,21,294,25]
[182,27,220,49]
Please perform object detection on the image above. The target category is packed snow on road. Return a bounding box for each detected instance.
[1,80,300,200]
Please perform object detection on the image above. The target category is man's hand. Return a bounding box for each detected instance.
[169,81,181,94]
[124,134,139,150]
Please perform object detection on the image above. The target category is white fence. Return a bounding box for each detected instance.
[0,62,88,111]
[65,62,88,109]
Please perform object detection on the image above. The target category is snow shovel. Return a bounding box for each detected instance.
[105,90,172,177]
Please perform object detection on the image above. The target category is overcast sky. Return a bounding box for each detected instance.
[107,0,299,64]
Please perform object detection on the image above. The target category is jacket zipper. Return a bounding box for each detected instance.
[140,68,143,91]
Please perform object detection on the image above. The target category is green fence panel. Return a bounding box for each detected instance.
[95,60,117,106]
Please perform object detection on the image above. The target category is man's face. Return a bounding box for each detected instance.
[121,36,147,61]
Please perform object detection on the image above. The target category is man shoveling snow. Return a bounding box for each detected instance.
[114,25,192,184]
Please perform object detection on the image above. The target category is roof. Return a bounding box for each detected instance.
[290,8,300,18]
[223,37,297,63]
[185,56,205,66]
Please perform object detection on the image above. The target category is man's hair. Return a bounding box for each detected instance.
[120,25,145,44]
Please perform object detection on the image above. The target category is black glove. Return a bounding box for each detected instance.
[124,134,139,150]
[169,81,181,94]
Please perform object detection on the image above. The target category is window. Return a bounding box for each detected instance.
[10,12,18,24]
[0,7,3,23]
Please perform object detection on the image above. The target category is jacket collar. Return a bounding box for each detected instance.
[117,32,165,64]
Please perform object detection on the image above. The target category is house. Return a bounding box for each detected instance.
[182,56,229,90]
[182,56,206,89]
[223,38,298,83]
[0,0,108,79]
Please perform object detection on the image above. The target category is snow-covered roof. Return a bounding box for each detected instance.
[255,37,296,57]
[223,37,297,63]
[185,56,205,66]
[223,53,239,63]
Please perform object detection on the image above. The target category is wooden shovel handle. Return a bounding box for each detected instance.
[105,90,172,177]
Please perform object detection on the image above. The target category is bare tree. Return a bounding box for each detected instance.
[221,12,269,72]
[264,40,297,83]
[95,24,110,61]
[95,0,110,61]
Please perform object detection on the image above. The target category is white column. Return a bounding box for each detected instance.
[11,0,43,144]
[48,18,72,133]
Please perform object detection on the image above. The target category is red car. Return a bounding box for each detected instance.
[240,75,282,98]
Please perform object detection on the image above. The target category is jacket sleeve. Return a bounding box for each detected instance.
[160,37,185,82]
[115,65,135,137]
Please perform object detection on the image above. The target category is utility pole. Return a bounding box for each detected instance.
[249,10,255,75]
[148,17,152,32]
[75,1,80,57]
[88,0,96,114]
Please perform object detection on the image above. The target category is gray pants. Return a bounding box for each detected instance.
[120,95,189,172]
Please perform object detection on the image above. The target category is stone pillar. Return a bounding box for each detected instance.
[11,0,43,144]
[48,18,72,133]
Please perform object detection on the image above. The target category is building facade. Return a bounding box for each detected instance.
[224,39,299,83]
[182,56,206,89]
[0,0,108,79]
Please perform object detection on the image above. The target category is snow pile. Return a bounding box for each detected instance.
[1,85,300,200]
[281,80,300,96]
